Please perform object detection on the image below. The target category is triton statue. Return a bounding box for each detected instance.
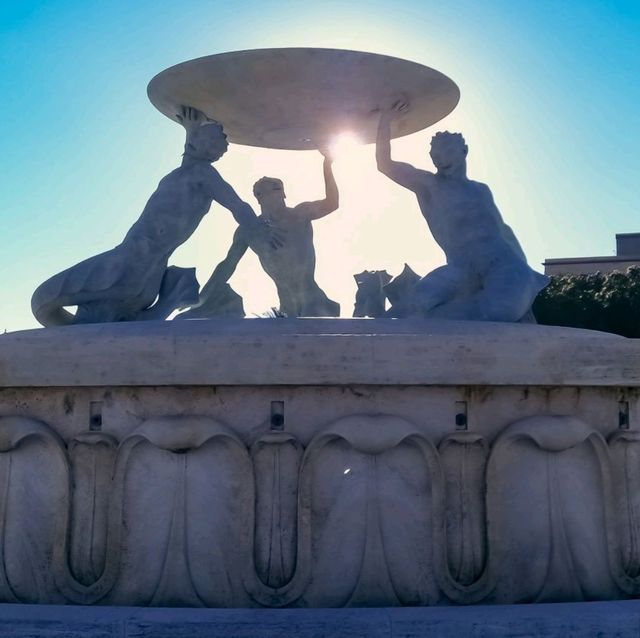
[32,107,281,326]
[182,150,340,318]
[376,101,548,322]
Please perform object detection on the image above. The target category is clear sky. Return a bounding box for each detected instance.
[1,0,638,331]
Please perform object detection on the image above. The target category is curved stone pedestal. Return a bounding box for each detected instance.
[1,319,640,608]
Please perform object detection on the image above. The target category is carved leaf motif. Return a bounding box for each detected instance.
[107,416,254,607]
[608,431,640,582]
[252,432,302,589]
[486,416,620,604]
[68,433,118,586]
[0,417,69,604]
[439,433,487,587]
[298,415,442,607]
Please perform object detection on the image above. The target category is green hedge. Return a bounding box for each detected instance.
[533,266,640,337]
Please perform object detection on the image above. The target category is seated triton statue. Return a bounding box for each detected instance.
[31,107,281,327]
[376,101,549,322]
[180,149,340,318]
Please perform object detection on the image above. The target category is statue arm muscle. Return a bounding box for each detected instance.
[197,228,249,302]
[376,111,430,192]
[480,183,527,260]
[295,154,339,221]
[208,170,258,227]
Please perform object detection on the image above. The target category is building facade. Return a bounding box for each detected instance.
[543,233,640,276]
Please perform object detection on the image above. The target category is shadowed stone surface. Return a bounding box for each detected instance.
[0,319,632,388]
[1,602,640,637]
[147,48,460,150]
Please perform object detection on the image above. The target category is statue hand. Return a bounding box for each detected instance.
[319,147,335,163]
[392,98,409,114]
[176,106,209,131]
[379,95,410,118]
[246,218,286,251]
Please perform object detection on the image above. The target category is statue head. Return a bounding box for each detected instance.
[253,177,286,208]
[430,131,467,176]
[184,122,228,162]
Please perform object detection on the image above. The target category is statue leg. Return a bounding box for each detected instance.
[475,260,547,322]
[32,268,83,327]
[303,285,340,317]
[411,265,463,318]
[430,260,547,322]
[275,284,298,317]
[31,245,167,327]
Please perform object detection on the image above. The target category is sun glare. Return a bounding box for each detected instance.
[329,132,362,159]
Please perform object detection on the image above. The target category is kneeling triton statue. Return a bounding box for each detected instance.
[31,107,279,327]
[182,150,340,318]
[376,102,548,322]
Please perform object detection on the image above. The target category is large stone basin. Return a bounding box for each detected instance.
[0,319,639,607]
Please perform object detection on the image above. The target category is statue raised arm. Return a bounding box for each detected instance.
[375,103,548,322]
[31,107,279,327]
[181,149,340,319]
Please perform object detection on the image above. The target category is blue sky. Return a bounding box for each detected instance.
[1,0,639,330]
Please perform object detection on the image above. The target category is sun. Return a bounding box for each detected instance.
[329,132,363,159]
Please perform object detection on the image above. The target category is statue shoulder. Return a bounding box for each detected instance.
[420,169,436,182]
[469,180,495,200]
[186,162,225,192]
[193,162,219,179]
[420,170,438,191]
[469,179,490,190]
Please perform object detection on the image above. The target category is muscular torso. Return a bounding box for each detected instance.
[123,162,216,257]
[254,209,317,296]
[415,174,524,270]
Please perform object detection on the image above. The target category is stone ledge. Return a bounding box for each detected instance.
[1,318,637,388]
[0,601,639,637]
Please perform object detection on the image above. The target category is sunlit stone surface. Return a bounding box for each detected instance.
[1,319,640,608]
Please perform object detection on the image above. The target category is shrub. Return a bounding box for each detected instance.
[533,267,640,337]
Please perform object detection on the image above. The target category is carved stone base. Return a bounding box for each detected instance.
[1,601,640,637]
[1,319,640,607]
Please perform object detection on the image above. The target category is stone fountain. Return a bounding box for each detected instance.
[2,48,640,636]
